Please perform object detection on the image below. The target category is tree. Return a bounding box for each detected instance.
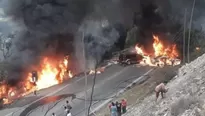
[175,28,205,61]
[0,33,13,83]
[0,36,12,60]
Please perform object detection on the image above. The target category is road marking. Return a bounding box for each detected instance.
[90,68,154,114]
[5,112,13,116]
[75,76,84,82]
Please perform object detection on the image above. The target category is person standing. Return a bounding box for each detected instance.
[31,71,38,96]
[64,106,69,114]
[52,113,56,116]
[65,100,72,111]
[121,99,127,114]
[108,102,112,112]
[66,110,72,116]
[110,102,117,116]
[116,101,122,116]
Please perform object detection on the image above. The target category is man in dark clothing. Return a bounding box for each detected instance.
[116,101,122,116]
[52,113,56,116]
[65,100,72,111]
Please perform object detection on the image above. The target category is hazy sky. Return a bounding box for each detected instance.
[0,0,14,35]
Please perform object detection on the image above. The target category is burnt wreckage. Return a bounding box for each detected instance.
[118,53,143,66]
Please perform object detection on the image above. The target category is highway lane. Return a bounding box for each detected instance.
[2,64,152,116]
[70,65,151,116]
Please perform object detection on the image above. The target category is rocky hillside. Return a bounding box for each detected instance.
[124,53,205,116]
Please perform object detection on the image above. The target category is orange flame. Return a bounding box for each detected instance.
[153,35,178,58]
[89,70,101,75]
[135,35,180,67]
[135,45,145,56]
[89,67,105,75]
[0,56,74,105]
[69,70,73,78]
[196,47,200,51]
[153,35,165,56]
[3,98,10,104]
[0,84,17,104]
[0,84,7,98]
[35,58,59,90]
[27,56,73,90]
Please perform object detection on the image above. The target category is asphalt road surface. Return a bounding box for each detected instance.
[1,64,152,116]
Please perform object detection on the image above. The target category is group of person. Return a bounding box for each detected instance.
[64,100,72,116]
[107,82,168,116]
[51,82,168,116]
[52,100,72,116]
[109,99,127,116]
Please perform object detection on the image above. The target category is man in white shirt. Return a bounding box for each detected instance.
[67,111,72,116]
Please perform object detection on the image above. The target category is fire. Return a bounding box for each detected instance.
[0,84,17,104]
[27,56,73,90]
[3,98,10,104]
[135,45,145,56]
[89,67,105,75]
[196,47,200,51]
[69,70,73,78]
[153,35,165,56]
[0,55,74,105]
[135,35,180,67]
[8,88,16,97]
[89,70,101,75]
[35,58,59,90]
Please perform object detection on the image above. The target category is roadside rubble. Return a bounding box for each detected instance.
[124,53,205,116]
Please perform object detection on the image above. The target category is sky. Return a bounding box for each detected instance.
[0,0,15,35]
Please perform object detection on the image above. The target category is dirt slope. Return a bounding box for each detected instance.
[124,54,205,116]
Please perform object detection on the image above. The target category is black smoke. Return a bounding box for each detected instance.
[2,0,205,81]
[3,0,91,34]
[2,0,124,79]
[1,0,93,79]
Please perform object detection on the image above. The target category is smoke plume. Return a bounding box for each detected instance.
[164,0,205,30]
[1,0,123,79]
[2,0,205,80]
[75,19,119,70]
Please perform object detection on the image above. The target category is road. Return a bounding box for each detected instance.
[0,64,152,116]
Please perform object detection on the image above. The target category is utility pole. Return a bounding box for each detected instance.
[82,31,88,116]
[183,9,187,64]
[187,0,196,63]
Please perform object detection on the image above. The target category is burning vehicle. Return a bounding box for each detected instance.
[118,35,181,67]
[118,53,143,66]
[135,35,181,67]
